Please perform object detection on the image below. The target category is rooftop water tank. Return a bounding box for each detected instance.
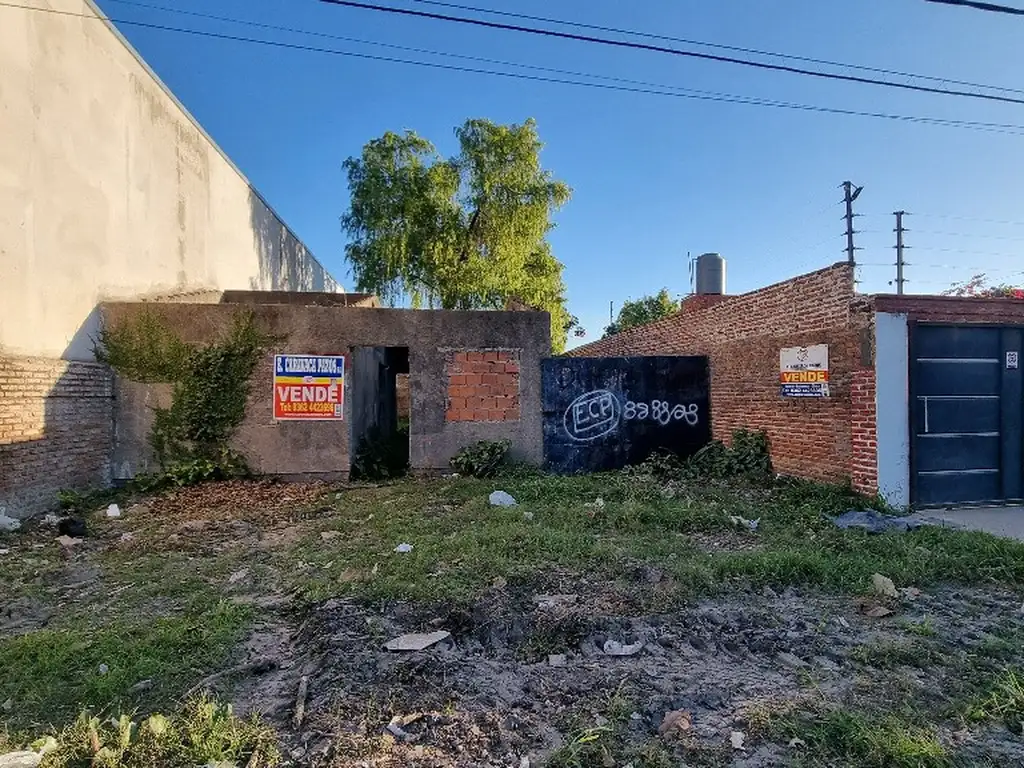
[695,252,726,295]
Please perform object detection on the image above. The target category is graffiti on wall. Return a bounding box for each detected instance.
[543,356,711,473]
[564,390,701,441]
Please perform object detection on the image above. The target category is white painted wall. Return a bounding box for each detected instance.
[0,0,339,360]
[875,311,911,507]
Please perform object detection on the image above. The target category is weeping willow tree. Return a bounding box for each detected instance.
[342,118,580,352]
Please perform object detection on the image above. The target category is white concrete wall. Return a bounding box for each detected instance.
[0,0,339,360]
[875,311,911,508]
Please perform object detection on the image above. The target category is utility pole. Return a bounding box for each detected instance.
[842,181,864,265]
[893,210,907,295]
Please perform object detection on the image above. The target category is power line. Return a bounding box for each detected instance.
[319,0,1024,106]
[924,0,1024,15]
[6,1,1024,136]
[912,212,1024,226]
[911,229,1024,241]
[410,0,1024,97]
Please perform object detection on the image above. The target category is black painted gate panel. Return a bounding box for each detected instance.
[542,356,711,473]
[911,324,1023,506]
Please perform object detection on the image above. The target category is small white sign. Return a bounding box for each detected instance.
[780,344,830,398]
[1008,351,1019,370]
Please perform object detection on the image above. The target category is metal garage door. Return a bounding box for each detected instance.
[912,325,1023,506]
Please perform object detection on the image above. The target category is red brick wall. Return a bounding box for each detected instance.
[446,349,521,423]
[569,264,867,484]
[850,368,878,495]
[0,357,113,517]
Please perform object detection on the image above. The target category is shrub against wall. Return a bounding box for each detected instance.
[96,310,276,485]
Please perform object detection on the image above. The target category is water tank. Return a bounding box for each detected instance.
[695,252,726,295]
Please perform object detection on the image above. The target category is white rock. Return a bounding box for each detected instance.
[522,510,535,521]
[106,504,121,518]
[384,631,451,652]
[394,543,413,554]
[730,730,746,750]
[489,491,517,507]
[872,573,898,598]
[0,514,21,533]
[603,639,644,656]
[98,663,109,676]
[56,535,82,547]
[0,752,42,768]
[0,549,8,556]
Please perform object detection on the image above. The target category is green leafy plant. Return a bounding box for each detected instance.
[11,697,280,767]
[450,439,511,478]
[96,310,275,486]
[685,428,773,482]
[351,426,410,481]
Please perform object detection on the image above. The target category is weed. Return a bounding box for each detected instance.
[901,617,937,637]
[450,439,511,478]
[351,426,410,481]
[15,696,279,768]
[546,726,616,768]
[777,708,950,768]
[964,668,1024,732]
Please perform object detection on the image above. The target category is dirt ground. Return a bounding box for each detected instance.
[4,477,1024,767]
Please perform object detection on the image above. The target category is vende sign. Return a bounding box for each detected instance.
[273,354,345,420]
[779,344,829,398]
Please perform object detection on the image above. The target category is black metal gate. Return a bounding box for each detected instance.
[542,356,711,474]
[911,324,1023,506]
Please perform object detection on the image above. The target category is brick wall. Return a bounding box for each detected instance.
[446,349,521,423]
[569,264,867,484]
[0,356,113,517]
[850,368,878,495]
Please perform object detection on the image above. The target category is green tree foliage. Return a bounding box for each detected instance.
[604,288,679,336]
[342,118,579,352]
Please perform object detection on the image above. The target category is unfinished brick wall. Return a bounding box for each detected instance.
[0,357,113,517]
[569,264,866,484]
[446,349,521,423]
[850,368,878,495]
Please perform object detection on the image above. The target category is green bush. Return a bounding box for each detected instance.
[450,439,511,478]
[686,428,773,482]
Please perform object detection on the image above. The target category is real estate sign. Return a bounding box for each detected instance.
[273,354,345,420]
[780,344,829,398]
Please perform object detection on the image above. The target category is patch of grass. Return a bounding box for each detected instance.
[849,638,948,669]
[291,472,1024,605]
[5,696,279,768]
[964,668,1024,732]
[545,725,617,768]
[900,617,937,637]
[777,709,951,768]
[0,602,252,730]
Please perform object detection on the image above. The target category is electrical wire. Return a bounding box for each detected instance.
[912,212,1024,226]
[409,0,1024,97]
[925,0,1024,16]
[318,0,1024,106]
[6,0,1024,136]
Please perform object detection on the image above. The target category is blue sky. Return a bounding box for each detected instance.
[91,0,1024,344]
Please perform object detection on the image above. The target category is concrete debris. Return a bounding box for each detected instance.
[0,752,42,768]
[98,663,109,676]
[0,514,21,533]
[872,573,899,598]
[489,491,518,507]
[603,639,644,656]
[730,730,746,750]
[384,631,451,652]
[56,535,82,548]
[394,543,414,554]
[106,504,121,518]
[832,509,926,533]
[789,737,807,748]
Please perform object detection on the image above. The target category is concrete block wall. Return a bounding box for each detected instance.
[569,264,866,485]
[102,302,550,482]
[0,358,112,517]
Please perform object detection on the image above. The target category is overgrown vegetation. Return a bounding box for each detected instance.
[351,425,410,481]
[3,697,279,768]
[449,439,511,478]
[96,310,275,487]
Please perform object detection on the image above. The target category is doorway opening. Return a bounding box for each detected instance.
[350,346,410,480]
